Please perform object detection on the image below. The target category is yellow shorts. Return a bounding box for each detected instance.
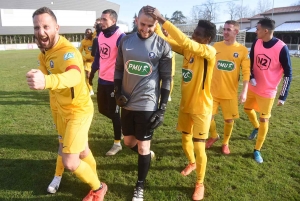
[177,111,211,140]
[51,110,64,143]
[244,90,275,118]
[212,97,239,119]
[60,114,93,154]
[84,61,92,72]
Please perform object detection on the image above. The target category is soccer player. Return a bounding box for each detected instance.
[206,20,250,154]
[144,6,217,201]
[79,28,94,95]
[244,17,292,163]
[35,38,65,193]
[89,9,126,156]
[114,7,172,201]
[27,7,107,200]
[162,28,176,102]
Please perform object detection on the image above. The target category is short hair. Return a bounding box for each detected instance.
[197,20,217,43]
[225,20,240,29]
[32,7,57,22]
[85,28,92,33]
[257,17,275,30]
[137,7,152,18]
[102,9,118,21]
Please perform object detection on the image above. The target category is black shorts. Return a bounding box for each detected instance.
[121,108,154,141]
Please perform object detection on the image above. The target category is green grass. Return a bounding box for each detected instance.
[0,50,299,201]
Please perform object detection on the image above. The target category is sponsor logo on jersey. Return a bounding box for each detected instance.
[125,60,152,76]
[50,60,54,68]
[217,60,235,71]
[182,68,193,83]
[148,52,156,59]
[64,52,75,60]
[88,46,92,51]
[256,54,271,70]
[189,57,194,63]
[233,52,239,58]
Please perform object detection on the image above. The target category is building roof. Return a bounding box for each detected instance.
[275,21,300,32]
[262,5,300,15]
[249,14,264,19]
[236,18,250,23]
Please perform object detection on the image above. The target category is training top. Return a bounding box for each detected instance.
[79,38,94,63]
[211,41,250,99]
[249,38,292,100]
[114,32,172,111]
[38,36,93,119]
[156,22,216,115]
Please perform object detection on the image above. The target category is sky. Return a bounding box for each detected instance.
[109,0,298,30]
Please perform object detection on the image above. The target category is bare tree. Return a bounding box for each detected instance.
[226,2,238,20]
[256,0,272,13]
[235,5,254,19]
[291,0,300,5]
[191,0,219,22]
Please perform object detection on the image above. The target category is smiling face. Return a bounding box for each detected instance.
[136,12,157,39]
[33,13,59,50]
[223,23,238,42]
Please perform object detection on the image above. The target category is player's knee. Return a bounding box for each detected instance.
[225,119,234,123]
[259,117,269,122]
[192,138,205,143]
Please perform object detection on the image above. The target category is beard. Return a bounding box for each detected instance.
[36,33,57,50]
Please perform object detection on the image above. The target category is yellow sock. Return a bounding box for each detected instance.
[244,109,259,128]
[73,160,100,191]
[170,78,174,96]
[223,121,234,145]
[209,119,218,138]
[114,140,121,144]
[82,151,98,177]
[194,142,207,184]
[255,121,269,150]
[55,155,64,177]
[182,133,195,164]
[86,78,93,91]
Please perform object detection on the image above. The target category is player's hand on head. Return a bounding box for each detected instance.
[26,69,45,90]
[143,5,161,19]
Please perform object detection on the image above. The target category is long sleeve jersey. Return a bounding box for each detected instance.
[211,41,250,99]
[249,38,292,101]
[38,36,93,119]
[114,32,172,111]
[156,21,216,115]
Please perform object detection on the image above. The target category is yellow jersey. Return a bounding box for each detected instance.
[211,41,250,99]
[158,21,216,114]
[39,36,93,119]
[79,38,94,62]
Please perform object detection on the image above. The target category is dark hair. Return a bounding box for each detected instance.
[32,7,57,22]
[225,20,240,29]
[197,20,217,43]
[257,17,275,30]
[95,23,102,35]
[102,9,118,21]
[85,28,92,33]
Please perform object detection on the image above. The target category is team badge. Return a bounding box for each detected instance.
[64,52,75,60]
[148,52,156,59]
[189,58,194,63]
[233,52,239,58]
[50,60,54,68]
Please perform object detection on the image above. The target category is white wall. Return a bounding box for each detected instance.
[0,42,81,51]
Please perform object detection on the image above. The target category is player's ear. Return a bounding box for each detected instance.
[55,24,60,32]
[135,17,138,25]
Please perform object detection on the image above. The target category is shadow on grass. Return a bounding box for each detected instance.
[0,90,49,105]
[0,159,89,200]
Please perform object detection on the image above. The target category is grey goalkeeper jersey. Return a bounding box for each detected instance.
[115,32,172,111]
